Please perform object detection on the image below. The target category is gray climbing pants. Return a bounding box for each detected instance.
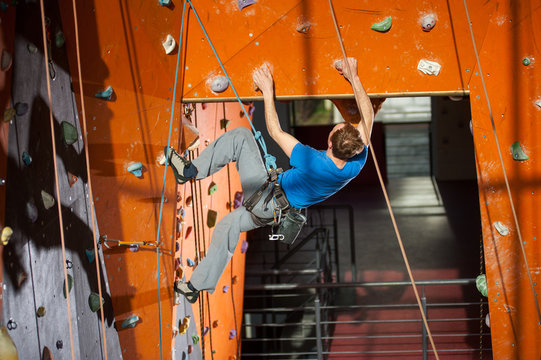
[189,127,274,293]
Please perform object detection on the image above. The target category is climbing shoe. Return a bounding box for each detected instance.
[174,280,200,304]
[164,146,197,184]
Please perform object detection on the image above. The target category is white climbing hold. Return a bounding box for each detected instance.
[535,99,541,109]
[494,221,509,236]
[127,162,143,177]
[485,313,490,328]
[417,59,441,76]
[162,34,176,55]
[41,190,55,210]
[421,14,436,32]
[210,76,229,93]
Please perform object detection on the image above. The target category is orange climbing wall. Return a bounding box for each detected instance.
[53,0,541,359]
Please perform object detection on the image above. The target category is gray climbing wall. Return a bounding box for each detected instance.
[1,2,122,359]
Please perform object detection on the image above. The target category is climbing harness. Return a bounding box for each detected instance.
[327,1,441,359]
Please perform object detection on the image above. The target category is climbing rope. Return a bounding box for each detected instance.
[154,1,190,358]
[327,1,440,359]
[462,0,541,325]
[69,0,108,357]
[184,0,277,171]
[38,1,76,359]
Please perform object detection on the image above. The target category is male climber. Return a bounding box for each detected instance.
[166,58,374,303]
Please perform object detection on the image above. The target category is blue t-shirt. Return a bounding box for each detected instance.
[278,143,368,209]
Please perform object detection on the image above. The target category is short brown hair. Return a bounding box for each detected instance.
[331,122,364,160]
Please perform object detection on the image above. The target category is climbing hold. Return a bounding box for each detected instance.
[370,16,392,32]
[26,202,38,223]
[202,326,209,336]
[36,306,46,317]
[1,226,13,245]
[296,22,311,34]
[22,152,32,166]
[55,31,65,48]
[229,329,237,340]
[222,285,229,293]
[212,320,219,328]
[17,272,27,287]
[1,49,12,71]
[14,102,28,116]
[417,59,441,76]
[232,275,238,284]
[220,118,230,130]
[6,319,16,331]
[229,356,237,360]
[3,108,15,122]
[476,274,488,297]
[0,326,18,359]
[159,0,171,5]
[522,57,531,66]
[85,249,96,264]
[67,172,78,187]
[42,346,53,360]
[485,313,490,328]
[233,191,243,209]
[176,265,184,279]
[56,340,63,349]
[210,76,229,93]
[175,242,180,252]
[61,121,78,145]
[179,315,190,335]
[535,99,541,109]
[421,14,436,31]
[207,209,218,228]
[187,258,195,267]
[27,43,38,54]
[121,315,140,329]
[241,240,249,254]
[494,221,509,236]
[94,86,114,100]
[63,274,73,298]
[208,182,218,195]
[127,162,144,177]
[238,0,256,10]
[187,345,193,354]
[192,334,200,345]
[0,2,8,11]
[89,292,104,312]
[186,196,193,207]
[212,350,217,354]
[162,34,176,54]
[510,141,528,161]
[175,257,181,270]
[41,190,55,210]
[185,226,192,239]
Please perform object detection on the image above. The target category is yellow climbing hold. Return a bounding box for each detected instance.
[179,315,191,335]
[1,226,13,245]
[0,326,18,360]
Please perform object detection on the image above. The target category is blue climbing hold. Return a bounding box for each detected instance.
[187,258,195,267]
[22,152,32,166]
[121,315,140,329]
[127,162,143,177]
[95,86,114,100]
[229,329,237,340]
[159,0,171,6]
[85,249,95,263]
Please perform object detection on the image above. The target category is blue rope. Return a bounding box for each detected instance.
[155,1,189,359]
[185,0,277,170]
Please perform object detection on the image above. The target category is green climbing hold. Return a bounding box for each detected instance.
[88,292,104,312]
[127,162,143,177]
[121,315,140,329]
[95,86,114,100]
[3,108,15,123]
[61,121,78,145]
[510,141,528,161]
[220,119,230,129]
[55,31,65,48]
[27,43,38,54]
[63,274,73,298]
[522,57,531,66]
[85,249,95,263]
[207,209,218,228]
[41,190,55,210]
[476,274,488,297]
[371,16,392,32]
[208,182,218,195]
[192,334,200,345]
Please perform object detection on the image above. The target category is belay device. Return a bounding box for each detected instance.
[243,168,306,245]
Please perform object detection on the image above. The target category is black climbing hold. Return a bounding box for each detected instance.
[56,340,63,349]
[220,118,230,129]
[61,121,78,145]
[14,102,28,116]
